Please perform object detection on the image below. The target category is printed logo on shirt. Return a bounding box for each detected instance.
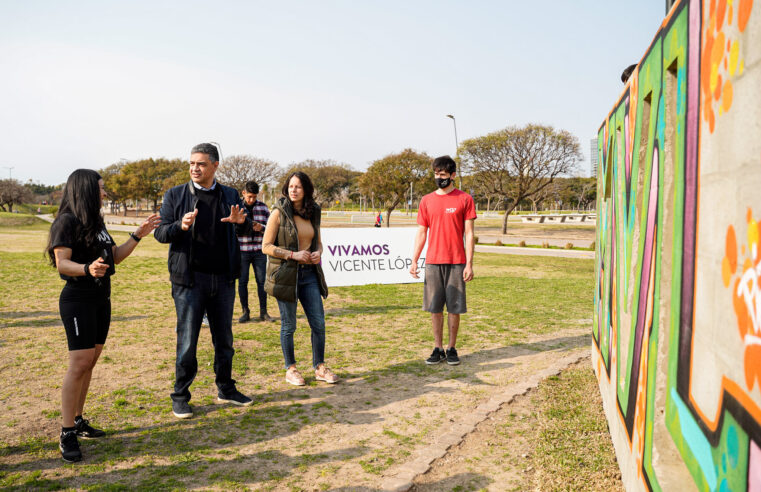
[97,229,112,243]
[445,208,457,214]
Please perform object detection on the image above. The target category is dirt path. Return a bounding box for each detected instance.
[380,350,589,491]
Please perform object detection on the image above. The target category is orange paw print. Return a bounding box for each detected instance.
[723,208,761,390]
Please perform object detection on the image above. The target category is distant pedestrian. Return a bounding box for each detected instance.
[374,211,383,228]
[46,169,160,462]
[410,155,476,366]
[262,171,338,386]
[237,181,273,323]
[154,142,254,420]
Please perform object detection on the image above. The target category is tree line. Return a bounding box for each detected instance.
[7,123,594,232]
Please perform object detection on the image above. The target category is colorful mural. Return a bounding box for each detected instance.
[593,0,761,490]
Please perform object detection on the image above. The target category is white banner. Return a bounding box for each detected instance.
[320,227,427,287]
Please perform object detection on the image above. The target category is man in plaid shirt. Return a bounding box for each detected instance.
[237,181,273,323]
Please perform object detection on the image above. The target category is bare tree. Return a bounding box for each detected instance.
[216,155,280,192]
[460,124,582,233]
[576,178,596,210]
[278,160,360,209]
[528,180,559,212]
[0,179,33,213]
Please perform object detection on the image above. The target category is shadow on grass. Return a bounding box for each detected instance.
[0,318,60,328]
[324,304,420,316]
[111,315,150,322]
[0,311,60,329]
[0,310,57,319]
[0,334,590,488]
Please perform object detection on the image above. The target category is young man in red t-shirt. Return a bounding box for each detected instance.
[410,155,476,365]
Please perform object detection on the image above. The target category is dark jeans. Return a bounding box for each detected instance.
[276,265,326,370]
[239,250,268,314]
[171,272,237,403]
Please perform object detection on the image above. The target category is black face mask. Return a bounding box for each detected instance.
[435,177,452,189]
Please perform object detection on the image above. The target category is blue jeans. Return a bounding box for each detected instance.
[171,272,237,402]
[239,250,268,314]
[277,265,326,370]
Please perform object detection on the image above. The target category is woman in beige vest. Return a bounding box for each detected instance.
[262,172,338,386]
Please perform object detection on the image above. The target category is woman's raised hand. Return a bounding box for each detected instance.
[135,214,161,238]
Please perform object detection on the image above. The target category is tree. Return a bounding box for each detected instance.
[278,160,360,209]
[216,155,280,193]
[460,124,582,233]
[100,162,129,215]
[358,149,432,227]
[569,177,596,210]
[122,158,186,213]
[24,180,57,195]
[0,179,33,212]
[24,180,61,206]
[101,158,186,215]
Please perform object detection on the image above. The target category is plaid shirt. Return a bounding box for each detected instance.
[238,200,270,252]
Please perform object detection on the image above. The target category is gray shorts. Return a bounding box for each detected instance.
[423,264,467,314]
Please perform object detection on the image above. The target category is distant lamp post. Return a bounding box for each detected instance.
[445,115,462,188]
[3,166,14,179]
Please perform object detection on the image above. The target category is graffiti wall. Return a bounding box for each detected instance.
[593,0,761,489]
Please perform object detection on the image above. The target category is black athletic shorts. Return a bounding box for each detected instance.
[59,282,111,351]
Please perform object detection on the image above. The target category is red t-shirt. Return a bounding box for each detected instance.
[417,188,477,264]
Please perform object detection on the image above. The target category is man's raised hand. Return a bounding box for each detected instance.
[181,209,198,231]
[221,205,246,224]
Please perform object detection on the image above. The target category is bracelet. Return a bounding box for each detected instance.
[130,232,141,242]
[289,250,293,260]
[83,262,92,277]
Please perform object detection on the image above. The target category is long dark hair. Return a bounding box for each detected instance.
[46,169,105,265]
[281,171,316,219]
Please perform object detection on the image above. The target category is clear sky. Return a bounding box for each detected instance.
[0,1,665,185]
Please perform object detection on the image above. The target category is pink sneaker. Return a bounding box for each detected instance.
[315,364,339,384]
[285,367,305,386]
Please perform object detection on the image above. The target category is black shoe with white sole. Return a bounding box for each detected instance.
[217,390,253,406]
[75,417,105,438]
[446,347,461,365]
[60,430,82,463]
[425,347,446,365]
[172,400,193,419]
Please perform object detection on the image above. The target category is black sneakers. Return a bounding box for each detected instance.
[59,429,82,463]
[238,309,250,323]
[74,417,105,438]
[446,347,461,366]
[217,390,253,406]
[259,312,275,322]
[172,400,193,419]
[425,347,446,365]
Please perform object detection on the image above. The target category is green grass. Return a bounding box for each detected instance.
[0,212,50,228]
[521,365,622,490]
[0,223,603,490]
[14,203,58,215]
